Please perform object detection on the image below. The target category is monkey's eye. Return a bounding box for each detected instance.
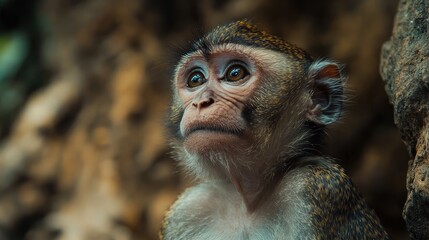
[187,71,206,88]
[225,65,249,82]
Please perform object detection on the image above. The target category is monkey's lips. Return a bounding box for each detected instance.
[182,124,248,154]
[184,125,245,138]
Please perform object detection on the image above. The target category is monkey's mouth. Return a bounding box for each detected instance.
[185,125,244,138]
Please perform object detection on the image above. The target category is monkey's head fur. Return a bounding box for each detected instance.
[168,20,345,181]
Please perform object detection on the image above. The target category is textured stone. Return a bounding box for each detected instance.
[380,0,429,239]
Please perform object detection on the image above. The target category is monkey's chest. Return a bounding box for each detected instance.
[163,185,309,240]
[177,204,285,240]
[201,208,284,240]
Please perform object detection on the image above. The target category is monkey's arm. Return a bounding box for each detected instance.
[301,159,390,239]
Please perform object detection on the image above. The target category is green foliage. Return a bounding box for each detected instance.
[0,32,29,82]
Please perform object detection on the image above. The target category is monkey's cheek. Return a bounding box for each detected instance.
[183,131,246,155]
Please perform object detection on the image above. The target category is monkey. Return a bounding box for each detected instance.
[161,20,389,240]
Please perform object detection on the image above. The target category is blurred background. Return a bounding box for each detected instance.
[0,0,410,239]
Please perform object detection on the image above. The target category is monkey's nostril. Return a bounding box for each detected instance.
[193,98,214,109]
[200,98,214,108]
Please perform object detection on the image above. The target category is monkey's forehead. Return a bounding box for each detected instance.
[176,44,278,68]
[185,20,313,62]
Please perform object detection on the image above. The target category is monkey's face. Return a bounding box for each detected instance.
[171,43,311,159]
[174,44,265,156]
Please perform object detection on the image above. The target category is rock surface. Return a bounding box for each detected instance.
[380,0,429,239]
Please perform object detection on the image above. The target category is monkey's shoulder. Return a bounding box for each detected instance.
[293,158,390,239]
[161,183,241,239]
[160,187,199,240]
[297,158,356,202]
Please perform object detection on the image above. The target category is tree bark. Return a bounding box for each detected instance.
[380,0,429,239]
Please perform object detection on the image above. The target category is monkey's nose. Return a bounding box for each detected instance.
[192,97,215,110]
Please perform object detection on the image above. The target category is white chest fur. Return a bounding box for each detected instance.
[163,175,312,240]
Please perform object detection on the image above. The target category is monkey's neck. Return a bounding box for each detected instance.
[226,153,305,213]
[229,169,283,213]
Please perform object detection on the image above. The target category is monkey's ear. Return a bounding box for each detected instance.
[307,60,344,125]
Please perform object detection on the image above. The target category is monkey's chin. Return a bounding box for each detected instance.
[183,130,247,155]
